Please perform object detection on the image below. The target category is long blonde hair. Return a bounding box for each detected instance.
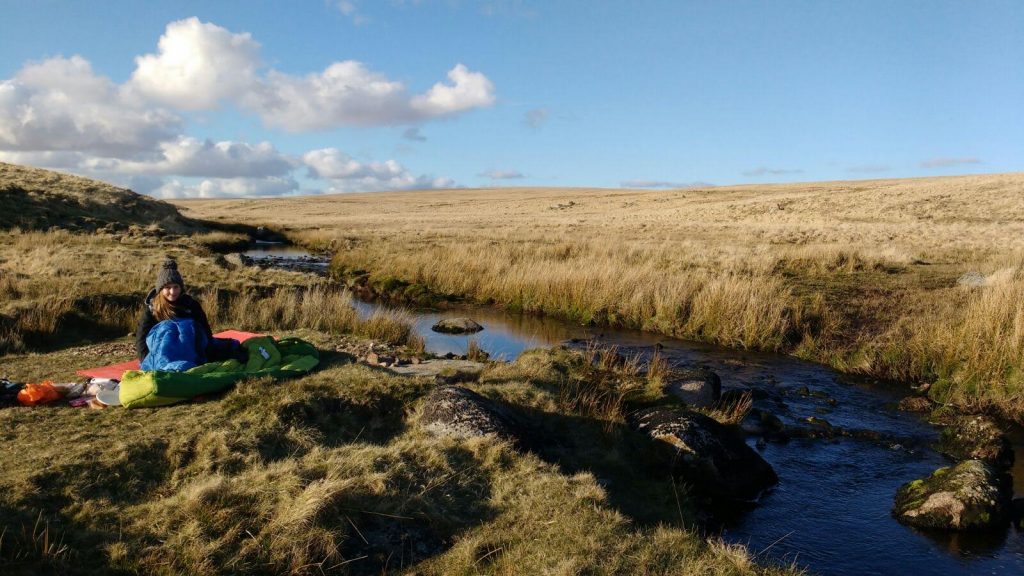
[152,289,178,321]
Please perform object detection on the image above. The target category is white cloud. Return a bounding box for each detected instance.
[245,61,410,130]
[246,62,495,131]
[128,18,494,128]
[129,17,260,110]
[115,137,294,178]
[2,137,293,180]
[480,169,523,179]
[303,147,456,192]
[1,18,489,198]
[152,176,298,199]
[0,56,180,157]
[409,64,496,117]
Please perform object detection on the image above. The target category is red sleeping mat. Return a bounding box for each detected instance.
[76,330,262,380]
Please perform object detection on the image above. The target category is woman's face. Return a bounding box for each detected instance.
[161,283,182,302]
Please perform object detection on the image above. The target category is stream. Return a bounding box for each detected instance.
[245,245,1024,575]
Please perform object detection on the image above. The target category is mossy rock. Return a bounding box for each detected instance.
[937,415,1014,469]
[893,459,1012,530]
[432,317,484,334]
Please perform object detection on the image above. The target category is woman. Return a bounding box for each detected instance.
[136,258,240,370]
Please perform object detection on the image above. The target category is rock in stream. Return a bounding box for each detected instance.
[629,406,778,501]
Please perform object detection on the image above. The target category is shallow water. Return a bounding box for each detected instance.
[246,246,1024,575]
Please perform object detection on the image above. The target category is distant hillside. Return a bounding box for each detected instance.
[0,162,196,233]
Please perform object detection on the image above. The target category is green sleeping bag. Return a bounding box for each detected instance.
[119,337,319,408]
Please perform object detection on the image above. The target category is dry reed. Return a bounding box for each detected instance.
[176,174,1024,420]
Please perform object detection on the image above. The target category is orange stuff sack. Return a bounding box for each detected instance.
[17,381,62,406]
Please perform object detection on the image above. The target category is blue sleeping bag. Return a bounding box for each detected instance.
[141,318,209,372]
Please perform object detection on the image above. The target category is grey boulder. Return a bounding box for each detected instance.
[662,368,721,408]
[431,317,484,334]
[419,386,514,440]
[629,406,778,500]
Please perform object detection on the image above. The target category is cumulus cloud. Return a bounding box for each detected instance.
[480,169,523,179]
[742,166,803,177]
[620,180,712,189]
[303,147,456,192]
[1,18,489,198]
[402,127,427,142]
[245,61,494,131]
[920,156,981,168]
[2,137,293,180]
[151,176,299,199]
[523,108,548,128]
[114,137,294,178]
[129,17,260,110]
[0,56,180,157]
[409,64,496,117]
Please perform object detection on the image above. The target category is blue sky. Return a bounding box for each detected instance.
[0,0,1020,197]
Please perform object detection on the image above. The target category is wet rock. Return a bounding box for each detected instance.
[739,408,787,439]
[629,406,778,501]
[898,396,933,412]
[893,459,1012,530]
[368,353,394,366]
[431,318,484,334]
[938,415,1014,469]
[389,359,486,383]
[419,386,515,440]
[663,368,721,408]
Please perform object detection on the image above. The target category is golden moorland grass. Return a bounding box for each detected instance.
[1,163,796,575]
[177,174,1024,420]
[1,335,793,576]
[0,229,416,352]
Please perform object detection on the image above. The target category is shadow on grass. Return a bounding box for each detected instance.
[476,397,701,529]
[336,444,500,576]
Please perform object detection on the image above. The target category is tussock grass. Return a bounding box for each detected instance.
[212,286,418,347]
[0,339,797,576]
[0,227,425,352]
[177,174,1024,421]
[465,338,489,362]
[187,230,251,254]
[0,512,72,568]
[357,308,416,345]
[701,391,755,426]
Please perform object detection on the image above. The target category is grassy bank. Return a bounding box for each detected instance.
[1,331,794,575]
[1,163,799,574]
[176,174,1024,421]
[0,228,420,354]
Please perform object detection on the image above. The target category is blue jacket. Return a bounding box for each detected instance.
[140,318,209,372]
[135,289,213,361]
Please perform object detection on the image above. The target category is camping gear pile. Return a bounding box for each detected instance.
[1,335,319,410]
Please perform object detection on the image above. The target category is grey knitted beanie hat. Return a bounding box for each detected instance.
[155,258,185,292]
